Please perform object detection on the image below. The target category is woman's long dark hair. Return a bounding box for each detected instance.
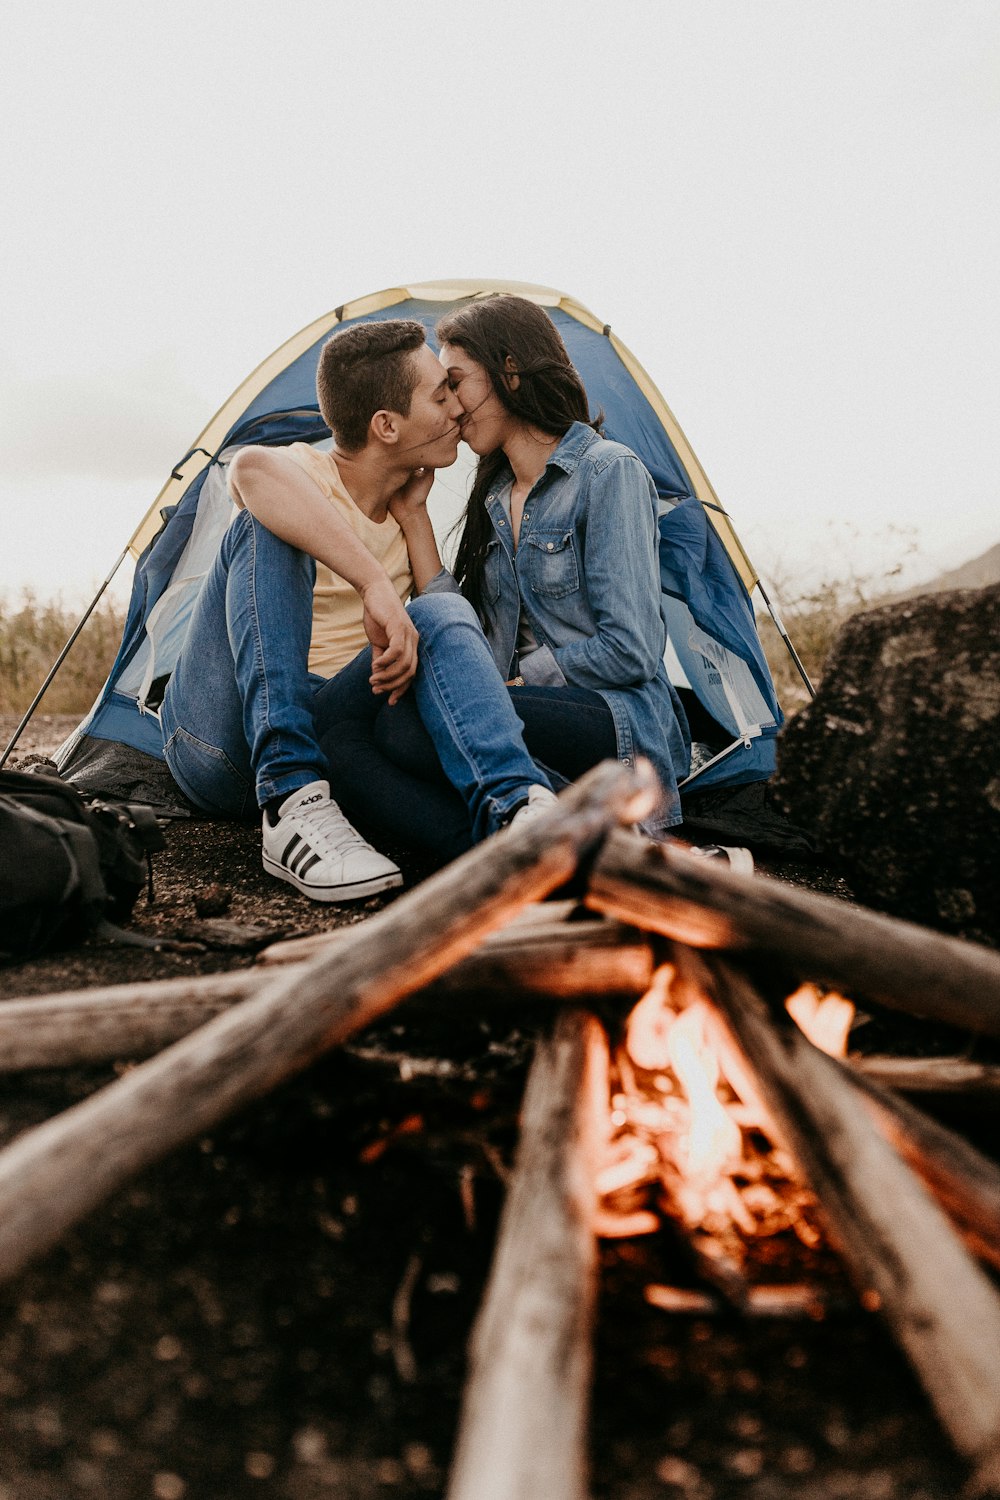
[436,295,601,621]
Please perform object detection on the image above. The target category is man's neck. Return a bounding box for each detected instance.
[331,446,408,521]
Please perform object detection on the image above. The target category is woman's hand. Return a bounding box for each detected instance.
[389,468,446,593]
[388,467,435,529]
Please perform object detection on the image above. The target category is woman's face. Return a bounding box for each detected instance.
[439,342,516,456]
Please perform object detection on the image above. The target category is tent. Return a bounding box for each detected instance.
[53,278,796,801]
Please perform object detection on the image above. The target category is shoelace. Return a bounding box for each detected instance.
[285,802,369,859]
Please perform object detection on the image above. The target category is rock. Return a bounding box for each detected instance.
[194,883,231,917]
[173,918,288,951]
[773,583,1000,946]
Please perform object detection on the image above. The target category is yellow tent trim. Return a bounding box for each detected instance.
[129,279,756,592]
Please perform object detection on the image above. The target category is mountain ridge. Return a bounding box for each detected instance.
[903,541,1000,597]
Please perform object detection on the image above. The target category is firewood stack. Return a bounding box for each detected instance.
[2,758,1000,1497]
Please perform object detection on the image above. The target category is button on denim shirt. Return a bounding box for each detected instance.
[428,422,691,830]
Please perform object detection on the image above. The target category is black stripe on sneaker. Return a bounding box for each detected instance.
[289,842,317,876]
[297,853,322,879]
[281,833,303,868]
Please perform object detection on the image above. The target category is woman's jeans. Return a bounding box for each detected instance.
[323,680,618,863]
[159,510,551,842]
[322,684,617,864]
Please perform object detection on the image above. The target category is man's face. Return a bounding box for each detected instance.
[391,343,463,467]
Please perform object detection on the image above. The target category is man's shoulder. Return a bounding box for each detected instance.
[286,441,331,474]
[286,443,349,499]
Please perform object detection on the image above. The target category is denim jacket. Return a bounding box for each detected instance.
[428,422,690,829]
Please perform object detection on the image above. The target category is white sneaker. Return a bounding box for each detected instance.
[683,842,755,875]
[262,780,403,902]
[507,784,559,830]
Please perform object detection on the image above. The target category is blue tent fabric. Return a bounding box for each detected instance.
[228,302,696,504]
[660,497,782,716]
[63,290,785,799]
[659,498,782,790]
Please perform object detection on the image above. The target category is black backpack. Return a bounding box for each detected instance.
[0,769,164,961]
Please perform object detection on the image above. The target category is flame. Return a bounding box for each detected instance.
[623,963,676,1070]
[786,984,855,1057]
[665,1002,743,1184]
[597,964,829,1263]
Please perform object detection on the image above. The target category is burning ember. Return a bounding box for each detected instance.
[596,964,856,1298]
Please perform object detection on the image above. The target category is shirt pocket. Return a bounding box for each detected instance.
[523,530,580,599]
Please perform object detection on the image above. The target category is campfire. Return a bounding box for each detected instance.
[596,967,847,1298]
[2,760,1000,1497]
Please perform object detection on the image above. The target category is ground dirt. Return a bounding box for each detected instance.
[0,715,992,1498]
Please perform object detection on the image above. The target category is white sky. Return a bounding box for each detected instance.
[1,0,997,608]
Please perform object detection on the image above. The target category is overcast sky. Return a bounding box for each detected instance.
[2,1,997,608]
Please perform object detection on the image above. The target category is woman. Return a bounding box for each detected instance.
[322,294,690,859]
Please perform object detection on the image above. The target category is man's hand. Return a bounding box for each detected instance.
[361,577,419,705]
[388,467,435,530]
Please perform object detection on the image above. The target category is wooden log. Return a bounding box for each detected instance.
[0,758,656,1287]
[256,898,587,961]
[259,910,652,996]
[587,829,1000,1037]
[854,1055,1000,1097]
[684,947,1000,1488]
[446,1008,608,1500]
[842,1060,1000,1275]
[0,918,653,1071]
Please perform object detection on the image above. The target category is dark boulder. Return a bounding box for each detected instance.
[773,583,1000,947]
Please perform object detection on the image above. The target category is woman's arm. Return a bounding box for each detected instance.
[388,468,447,593]
[539,454,665,689]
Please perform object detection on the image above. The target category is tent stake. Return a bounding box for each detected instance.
[0,545,130,768]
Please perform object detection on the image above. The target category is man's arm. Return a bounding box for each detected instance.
[228,447,417,701]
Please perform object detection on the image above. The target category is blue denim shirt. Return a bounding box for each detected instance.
[428,422,690,829]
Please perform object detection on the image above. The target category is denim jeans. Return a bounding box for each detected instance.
[323,681,618,863]
[160,510,550,839]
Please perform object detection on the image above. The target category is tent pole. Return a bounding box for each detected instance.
[755,579,816,700]
[0,546,131,770]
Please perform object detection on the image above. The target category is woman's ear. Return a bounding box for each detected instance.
[503,355,520,392]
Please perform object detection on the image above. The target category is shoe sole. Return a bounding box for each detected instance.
[726,848,755,876]
[263,854,403,902]
[679,843,756,876]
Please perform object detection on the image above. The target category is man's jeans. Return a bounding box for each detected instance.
[160,510,551,841]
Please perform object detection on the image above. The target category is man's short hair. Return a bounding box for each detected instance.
[316,320,427,451]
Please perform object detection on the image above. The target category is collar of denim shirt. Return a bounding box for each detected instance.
[484,420,599,504]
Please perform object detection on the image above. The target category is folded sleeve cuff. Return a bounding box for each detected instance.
[519,643,567,687]
[419,567,462,596]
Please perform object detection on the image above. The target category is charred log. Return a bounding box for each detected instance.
[587,829,1000,1037]
[0,915,653,1071]
[447,1008,608,1500]
[684,948,1000,1488]
[0,759,656,1287]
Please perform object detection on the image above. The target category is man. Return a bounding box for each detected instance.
[160,320,555,902]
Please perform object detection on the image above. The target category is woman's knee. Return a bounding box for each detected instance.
[407,591,479,639]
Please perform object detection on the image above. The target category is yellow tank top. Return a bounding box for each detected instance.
[285,444,413,677]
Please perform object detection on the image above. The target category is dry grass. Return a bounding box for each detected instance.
[0,533,916,724]
[757,529,917,715]
[0,592,125,715]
